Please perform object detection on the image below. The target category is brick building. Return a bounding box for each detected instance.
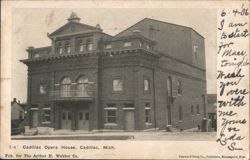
[21,13,207,132]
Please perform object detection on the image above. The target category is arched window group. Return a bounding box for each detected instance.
[77,38,93,52]
[59,76,89,97]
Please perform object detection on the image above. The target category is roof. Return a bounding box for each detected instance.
[115,17,204,38]
[48,21,99,37]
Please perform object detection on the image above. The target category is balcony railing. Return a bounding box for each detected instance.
[49,90,94,100]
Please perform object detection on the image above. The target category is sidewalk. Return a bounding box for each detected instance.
[12,130,216,141]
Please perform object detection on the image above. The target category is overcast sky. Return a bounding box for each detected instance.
[12,8,217,102]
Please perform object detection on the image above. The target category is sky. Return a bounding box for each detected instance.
[11,8,217,102]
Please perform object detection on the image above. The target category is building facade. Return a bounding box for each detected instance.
[21,13,207,132]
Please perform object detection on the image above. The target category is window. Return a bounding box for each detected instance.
[167,77,172,97]
[124,42,132,47]
[193,45,198,59]
[144,79,150,92]
[65,41,71,53]
[85,112,89,120]
[86,38,93,51]
[105,44,112,49]
[43,108,51,122]
[79,112,83,120]
[179,106,183,121]
[78,40,84,52]
[177,80,182,95]
[19,111,24,120]
[40,83,47,94]
[191,105,194,115]
[76,76,88,96]
[146,44,150,49]
[113,79,123,91]
[139,41,142,47]
[145,107,151,123]
[60,77,71,97]
[105,104,117,123]
[57,42,63,54]
[196,105,200,114]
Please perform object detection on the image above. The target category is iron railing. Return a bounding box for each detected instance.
[49,90,94,100]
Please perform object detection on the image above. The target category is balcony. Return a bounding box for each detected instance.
[49,90,94,101]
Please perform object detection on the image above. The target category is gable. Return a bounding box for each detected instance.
[49,22,97,37]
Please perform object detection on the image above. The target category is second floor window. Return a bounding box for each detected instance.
[60,77,71,97]
[113,79,123,91]
[76,76,88,96]
[40,83,47,94]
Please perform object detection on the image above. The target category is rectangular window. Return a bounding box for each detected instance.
[19,111,24,120]
[113,79,123,91]
[191,105,194,115]
[145,108,151,123]
[105,104,117,123]
[43,108,51,122]
[193,45,198,59]
[105,44,112,49]
[40,84,47,94]
[144,79,150,92]
[106,110,117,123]
[79,112,83,120]
[124,42,132,47]
[179,106,183,121]
[196,105,200,114]
[87,44,93,51]
[177,80,182,95]
[85,112,89,120]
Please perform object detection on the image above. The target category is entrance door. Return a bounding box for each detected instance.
[61,110,72,130]
[124,110,135,131]
[77,110,89,130]
[31,110,39,128]
[167,105,172,125]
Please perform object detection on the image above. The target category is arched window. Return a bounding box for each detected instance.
[57,42,63,54]
[76,76,88,96]
[60,77,71,97]
[65,41,71,53]
[167,77,172,97]
[78,39,84,52]
[86,38,93,51]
